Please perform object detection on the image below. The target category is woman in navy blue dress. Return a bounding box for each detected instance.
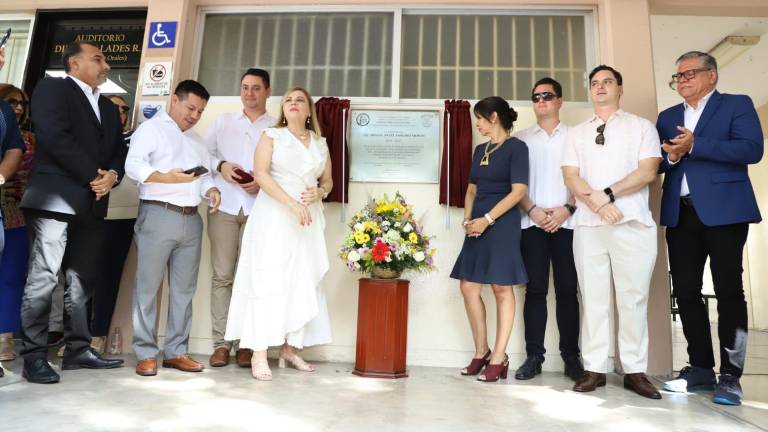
[450,96,529,382]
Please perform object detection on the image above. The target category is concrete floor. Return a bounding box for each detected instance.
[1,354,767,432]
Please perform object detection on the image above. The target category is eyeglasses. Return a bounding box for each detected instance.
[531,92,557,103]
[117,105,130,113]
[668,67,711,89]
[595,124,605,145]
[5,98,28,109]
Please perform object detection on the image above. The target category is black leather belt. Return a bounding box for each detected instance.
[680,196,694,207]
[142,199,198,215]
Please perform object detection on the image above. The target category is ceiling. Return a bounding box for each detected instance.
[650,15,768,111]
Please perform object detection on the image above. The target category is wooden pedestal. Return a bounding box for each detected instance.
[353,278,409,378]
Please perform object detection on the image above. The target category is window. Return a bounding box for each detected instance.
[196,8,592,102]
[401,13,588,101]
[0,19,32,87]
[198,12,393,97]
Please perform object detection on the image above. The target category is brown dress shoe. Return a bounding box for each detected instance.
[624,373,662,399]
[163,354,204,372]
[236,349,253,368]
[573,371,607,392]
[136,358,158,376]
[209,347,230,367]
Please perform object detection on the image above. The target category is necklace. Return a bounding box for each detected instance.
[289,128,309,140]
[480,136,509,166]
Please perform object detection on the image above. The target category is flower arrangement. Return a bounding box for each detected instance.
[340,193,436,277]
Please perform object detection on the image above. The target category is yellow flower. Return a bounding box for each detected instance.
[409,232,418,243]
[363,220,382,234]
[354,231,369,245]
[429,248,436,256]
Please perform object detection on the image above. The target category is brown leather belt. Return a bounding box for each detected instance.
[141,199,198,215]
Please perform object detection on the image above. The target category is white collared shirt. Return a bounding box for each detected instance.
[677,89,716,196]
[67,74,101,122]
[125,111,215,207]
[514,122,573,229]
[562,109,661,227]
[204,111,276,216]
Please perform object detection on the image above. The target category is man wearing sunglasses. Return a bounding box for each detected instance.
[562,65,662,399]
[513,78,583,382]
[658,51,763,406]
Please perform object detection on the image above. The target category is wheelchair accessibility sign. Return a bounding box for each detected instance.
[147,21,177,48]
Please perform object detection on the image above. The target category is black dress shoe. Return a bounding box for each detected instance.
[62,348,124,370]
[563,356,585,381]
[23,357,60,384]
[0,364,4,378]
[514,355,543,380]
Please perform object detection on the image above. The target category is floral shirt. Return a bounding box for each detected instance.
[1,130,35,229]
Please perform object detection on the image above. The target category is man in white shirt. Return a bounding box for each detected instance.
[562,65,662,399]
[513,78,582,382]
[206,69,275,368]
[125,80,221,377]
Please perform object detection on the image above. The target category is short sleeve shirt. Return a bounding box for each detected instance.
[562,110,661,227]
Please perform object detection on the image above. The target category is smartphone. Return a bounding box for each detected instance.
[663,139,677,146]
[0,28,10,49]
[233,167,254,184]
[183,165,209,176]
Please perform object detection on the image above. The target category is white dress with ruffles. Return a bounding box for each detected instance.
[224,127,332,351]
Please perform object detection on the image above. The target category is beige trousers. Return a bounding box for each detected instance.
[207,208,247,350]
[573,221,657,374]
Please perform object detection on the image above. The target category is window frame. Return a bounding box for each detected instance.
[0,13,36,88]
[193,5,597,107]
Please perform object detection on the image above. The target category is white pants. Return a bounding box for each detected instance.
[573,221,657,374]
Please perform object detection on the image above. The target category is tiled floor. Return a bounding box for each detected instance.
[1,350,766,432]
[0,322,765,432]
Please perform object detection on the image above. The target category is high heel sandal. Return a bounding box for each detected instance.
[461,349,491,376]
[278,353,316,372]
[478,355,509,383]
[251,358,272,381]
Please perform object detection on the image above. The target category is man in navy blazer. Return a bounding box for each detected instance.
[658,51,763,406]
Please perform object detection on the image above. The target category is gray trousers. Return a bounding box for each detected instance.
[131,203,202,361]
[20,209,103,358]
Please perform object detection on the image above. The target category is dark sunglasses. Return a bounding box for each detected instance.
[595,124,606,145]
[531,92,557,103]
[117,105,130,113]
[5,98,28,109]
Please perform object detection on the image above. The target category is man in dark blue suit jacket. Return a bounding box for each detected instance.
[658,51,763,406]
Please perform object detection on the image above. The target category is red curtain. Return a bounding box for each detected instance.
[439,100,473,208]
[315,97,351,203]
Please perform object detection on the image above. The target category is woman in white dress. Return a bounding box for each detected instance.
[225,87,333,380]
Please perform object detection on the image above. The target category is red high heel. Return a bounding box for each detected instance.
[478,355,509,382]
[461,349,491,376]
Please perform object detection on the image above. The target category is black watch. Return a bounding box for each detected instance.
[564,203,576,215]
[603,187,616,203]
[217,160,227,173]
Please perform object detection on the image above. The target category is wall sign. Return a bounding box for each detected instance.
[147,22,177,49]
[49,26,144,68]
[349,110,440,183]
[138,101,167,125]
[141,61,173,96]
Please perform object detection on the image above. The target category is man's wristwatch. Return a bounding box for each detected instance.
[217,160,227,173]
[603,187,616,203]
[564,203,576,215]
